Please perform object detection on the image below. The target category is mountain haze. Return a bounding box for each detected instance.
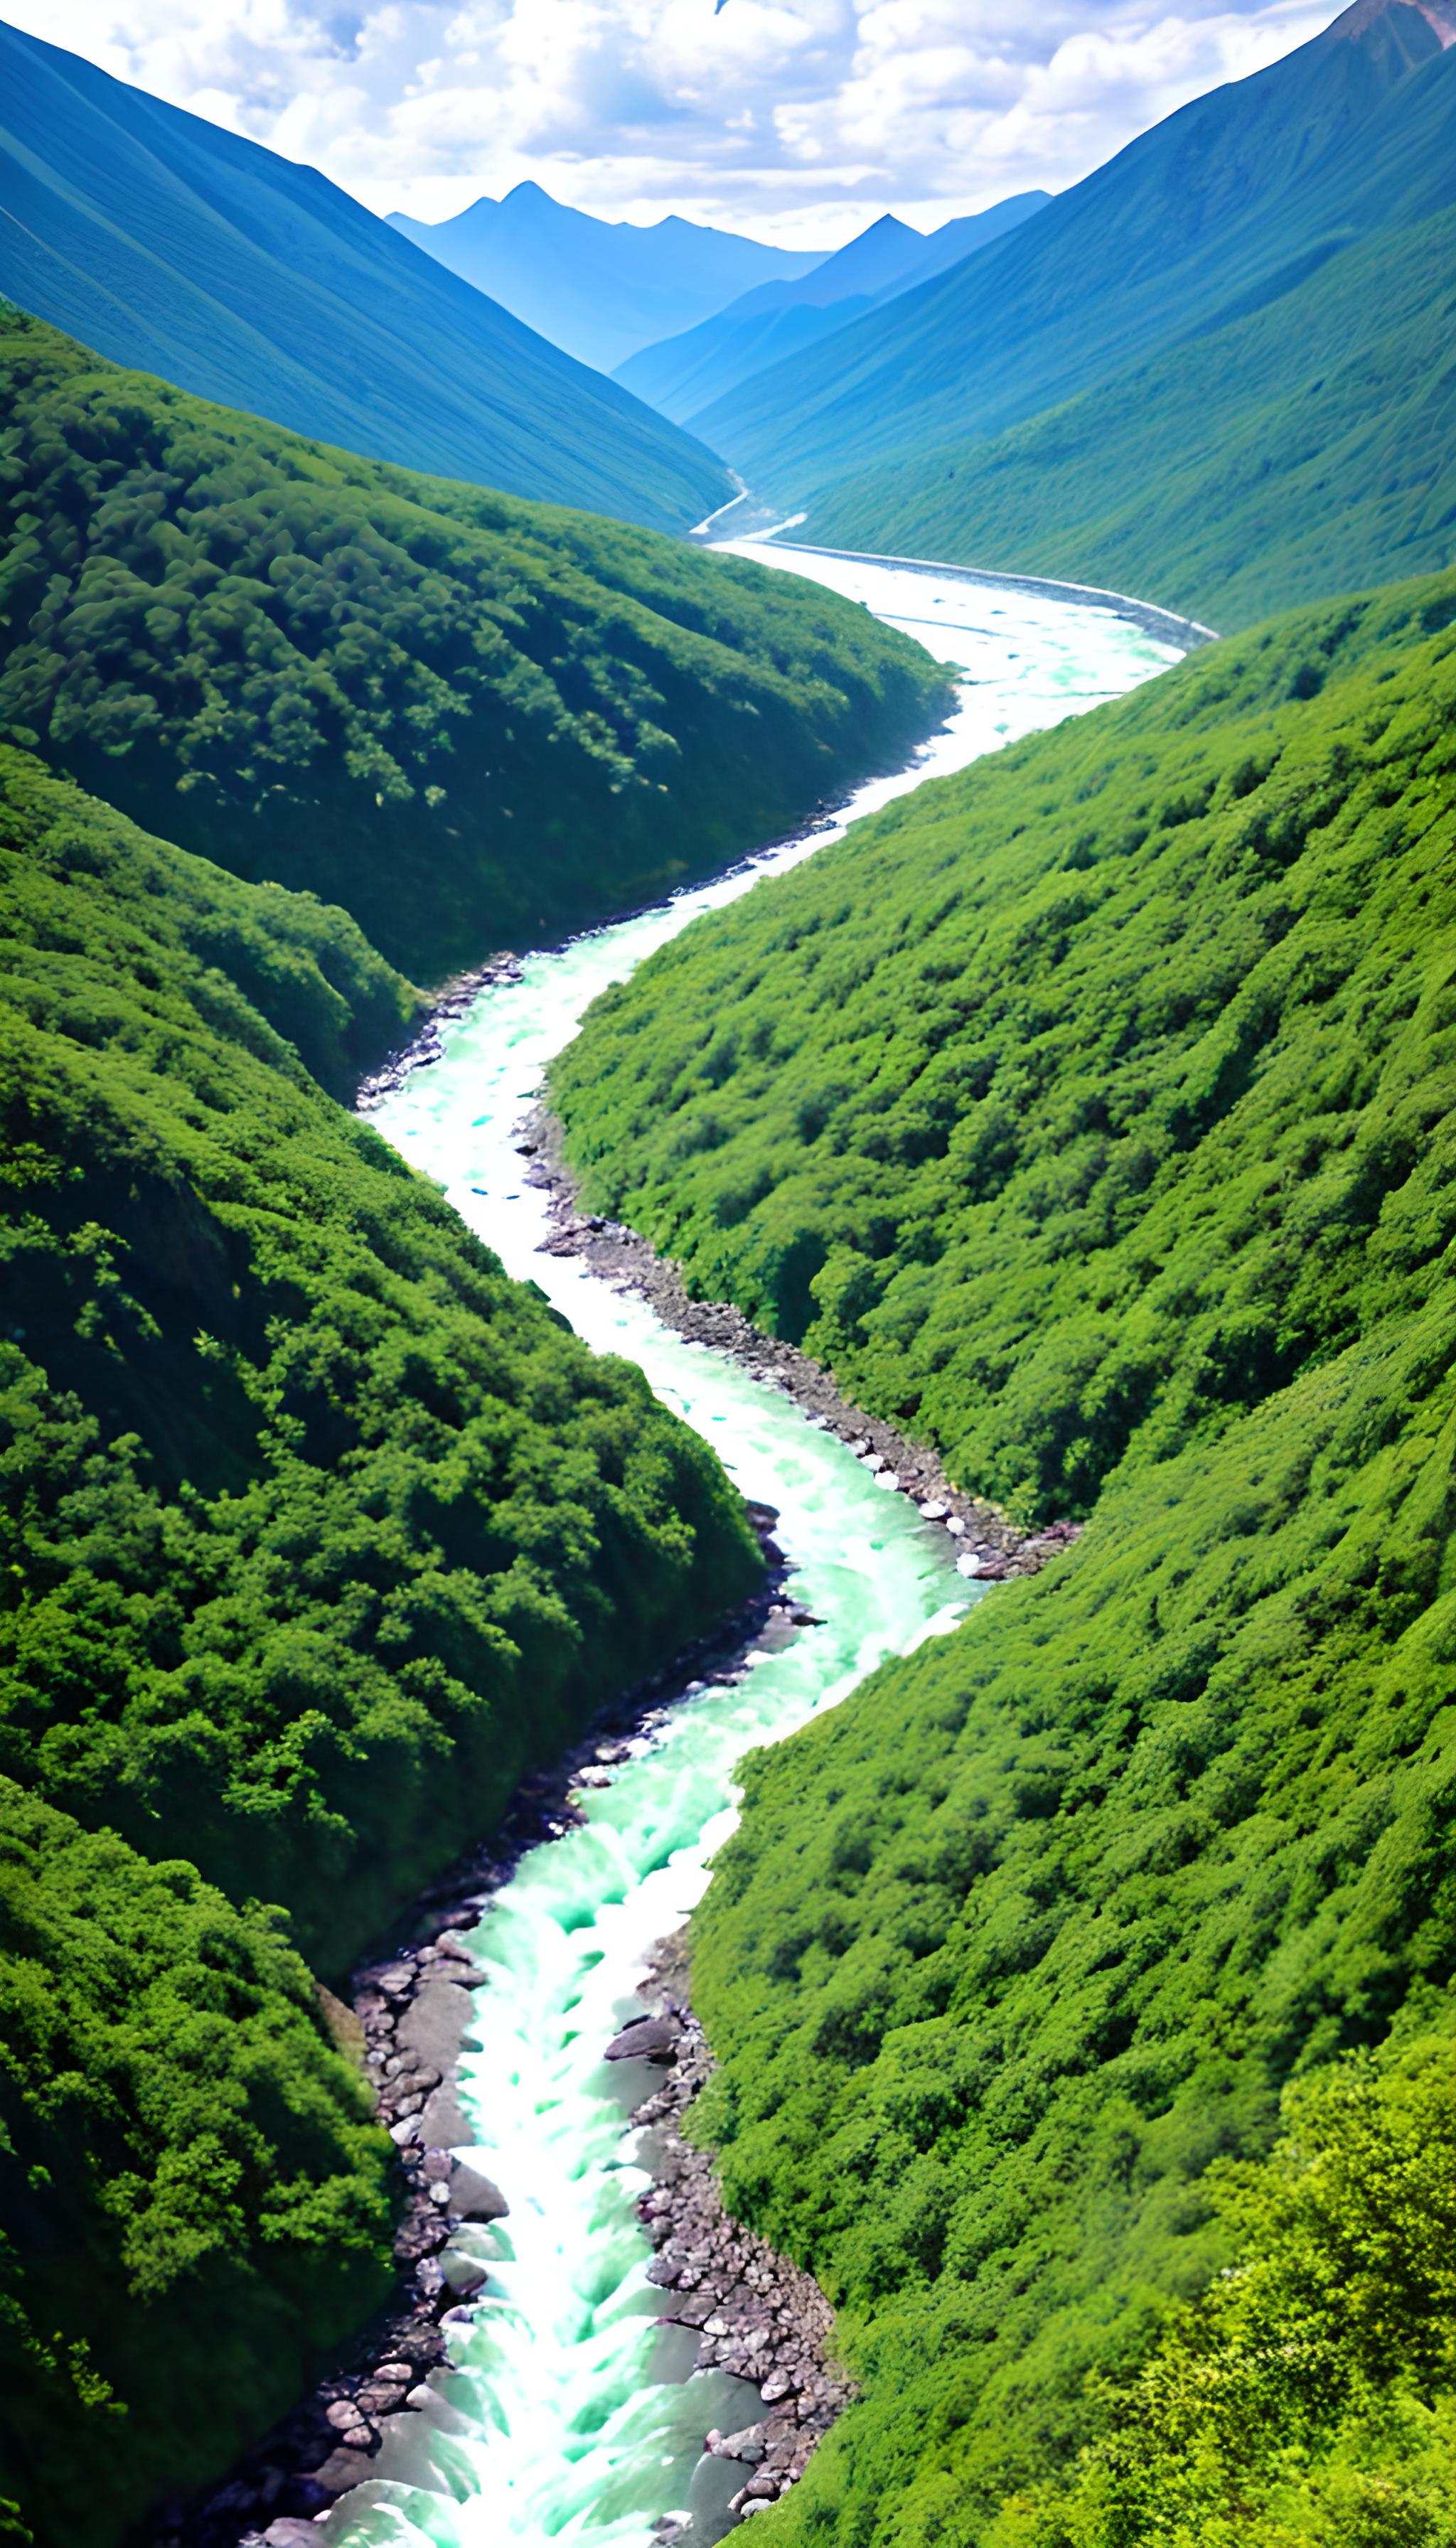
[696,0,1456,529]
[615,197,1049,427]
[387,182,823,373]
[0,21,731,532]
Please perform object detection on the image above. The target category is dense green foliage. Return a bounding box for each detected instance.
[1,744,761,1977]
[0,695,419,1104]
[552,569,1456,2542]
[698,9,1456,626]
[554,568,1456,1523]
[1004,2037,1456,2546]
[685,1277,1455,2547]
[0,741,764,2542]
[0,22,731,533]
[0,1784,392,2546]
[810,201,1456,629]
[0,306,950,982]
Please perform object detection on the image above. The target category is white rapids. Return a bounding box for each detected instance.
[326,547,1182,2548]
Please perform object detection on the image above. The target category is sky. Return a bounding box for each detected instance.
[5,0,1339,245]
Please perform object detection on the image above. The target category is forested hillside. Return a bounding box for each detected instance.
[552,566,1456,2541]
[0,744,762,2543]
[0,307,950,982]
[0,1792,393,2547]
[0,22,732,533]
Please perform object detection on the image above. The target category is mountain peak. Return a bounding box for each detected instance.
[1321,0,1456,45]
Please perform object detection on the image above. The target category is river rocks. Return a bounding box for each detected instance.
[707,2425,766,2463]
[146,1425,805,2548]
[356,953,526,1113]
[440,2251,491,2298]
[450,2165,510,2223]
[630,1934,853,2525]
[522,1103,1083,1585]
[397,1978,476,2072]
[605,2013,682,2062]
[417,2083,473,2146]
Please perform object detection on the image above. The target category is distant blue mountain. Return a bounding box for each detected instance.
[387,183,824,373]
[0,21,731,531]
[614,196,1050,426]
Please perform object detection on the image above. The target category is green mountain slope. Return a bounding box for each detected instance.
[694,2,1456,555]
[0,21,729,534]
[0,741,764,2542]
[0,307,951,983]
[1007,2033,1456,2544]
[807,198,1456,628]
[0,1788,393,2548]
[552,570,1456,2539]
[1,743,760,1979]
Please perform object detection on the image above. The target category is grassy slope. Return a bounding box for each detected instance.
[551,571,1456,2540]
[0,23,729,535]
[0,308,951,983]
[805,202,1456,629]
[692,11,1456,505]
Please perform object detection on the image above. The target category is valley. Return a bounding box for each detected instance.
[301,552,1179,2548]
[2,2,1455,2543]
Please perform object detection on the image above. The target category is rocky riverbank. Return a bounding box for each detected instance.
[353,812,845,1119]
[525,1104,1079,1586]
[619,1936,853,2531]
[152,1516,796,2548]
[355,948,528,1110]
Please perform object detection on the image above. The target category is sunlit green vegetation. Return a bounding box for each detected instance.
[552,566,1456,2544]
[1,744,760,1976]
[0,1784,393,2547]
[1002,2037,1456,2547]
[0,743,763,2543]
[554,569,1456,1522]
[0,306,951,980]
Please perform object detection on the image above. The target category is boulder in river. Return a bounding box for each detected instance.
[451,2163,510,2222]
[605,2013,682,2062]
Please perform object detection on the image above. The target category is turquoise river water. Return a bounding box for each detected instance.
[332,545,1181,2548]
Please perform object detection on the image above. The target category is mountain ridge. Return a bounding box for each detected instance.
[693,3,1456,506]
[615,193,1049,429]
[0,20,732,530]
[387,179,823,373]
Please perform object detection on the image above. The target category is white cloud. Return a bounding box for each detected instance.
[6,0,1337,243]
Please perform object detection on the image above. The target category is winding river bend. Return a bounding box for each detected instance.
[336,549,1182,2548]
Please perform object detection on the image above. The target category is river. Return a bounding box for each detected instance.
[332,547,1183,2548]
